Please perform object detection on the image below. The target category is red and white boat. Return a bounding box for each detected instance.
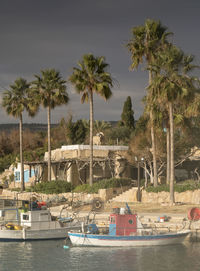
[68,207,190,247]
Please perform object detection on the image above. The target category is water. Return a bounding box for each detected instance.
[0,240,200,271]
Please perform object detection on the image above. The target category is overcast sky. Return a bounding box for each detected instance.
[0,0,199,124]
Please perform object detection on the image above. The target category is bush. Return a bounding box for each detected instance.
[28,180,74,194]
[73,178,133,194]
[0,154,16,173]
[145,185,169,193]
[145,180,200,193]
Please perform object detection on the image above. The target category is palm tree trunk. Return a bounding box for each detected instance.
[19,114,25,191]
[89,90,94,186]
[47,105,51,182]
[166,126,171,184]
[169,102,175,204]
[149,71,158,187]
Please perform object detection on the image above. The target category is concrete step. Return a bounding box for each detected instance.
[110,187,137,202]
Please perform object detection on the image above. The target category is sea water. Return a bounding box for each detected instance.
[0,240,200,271]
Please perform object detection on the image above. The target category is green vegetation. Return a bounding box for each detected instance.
[127,19,200,204]
[66,117,86,144]
[32,69,69,182]
[145,180,200,193]
[27,180,74,194]
[22,178,133,194]
[127,19,171,188]
[69,53,113,186]
[11,178,200,195]
[2,78,39,191]
[73,178,133,194]
[1,20,200,199]
[119,96,135,130]
[0,128,47,173]
[0,154,16,173]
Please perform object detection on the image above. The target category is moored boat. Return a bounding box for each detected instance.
[0,199,82,241]
[68,206,190,247]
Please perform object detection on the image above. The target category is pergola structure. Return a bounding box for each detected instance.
[24,145,135,185]
[25,157,118,185]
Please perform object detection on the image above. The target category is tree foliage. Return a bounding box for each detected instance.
[119,96,135,130]
[69,54,113,186]
[66,117,86,144]
[32,69,69,182]
[2,77,39,191]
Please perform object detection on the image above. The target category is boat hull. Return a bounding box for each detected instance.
[0,225,81,241]
[68,230,190,247]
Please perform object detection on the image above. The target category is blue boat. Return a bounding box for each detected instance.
[68,206,190,247]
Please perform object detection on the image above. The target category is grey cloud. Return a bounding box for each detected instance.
[0,0,199,123]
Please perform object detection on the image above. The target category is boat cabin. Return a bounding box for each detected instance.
[109,213,137,236]
[20,209,60,230]
[20,201,62,230]
[0,199,62,230]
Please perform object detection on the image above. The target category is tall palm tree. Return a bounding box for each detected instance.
[2,78,37,191]
[32,69,69,182]
[127,19,172,187]
[69,54,113,186]
[149,45,197,203]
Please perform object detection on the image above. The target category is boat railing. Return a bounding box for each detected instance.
[107,225,174,236]
[0,217,79,230]
[21,219,63,230]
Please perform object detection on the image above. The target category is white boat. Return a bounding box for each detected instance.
[68,206,190,247]
[0,199,82,241]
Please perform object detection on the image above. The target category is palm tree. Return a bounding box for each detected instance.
[2,78,37,191]
[149,45,198,203]
[83,119,111,135]
[32,69,69,182]
[127,19,172,187]
[69,54,113,186]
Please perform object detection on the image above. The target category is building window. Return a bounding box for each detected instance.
[110,217,115,224]
[22,214,29,221]
[15,172,20,182]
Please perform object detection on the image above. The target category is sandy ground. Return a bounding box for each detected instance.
[50,201,200,217]
[104,202,200,215]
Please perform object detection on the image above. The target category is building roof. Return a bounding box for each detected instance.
[61,145,128,151]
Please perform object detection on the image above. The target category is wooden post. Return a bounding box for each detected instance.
[137,162,141,202]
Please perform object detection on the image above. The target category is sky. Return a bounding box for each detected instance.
[0,0,199,124]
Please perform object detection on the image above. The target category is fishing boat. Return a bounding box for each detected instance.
[0,198,82,241]
[68,206,190,247]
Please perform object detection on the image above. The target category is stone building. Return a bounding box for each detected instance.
[26,145,137,185]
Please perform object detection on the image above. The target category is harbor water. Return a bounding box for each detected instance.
[0,240,200,271]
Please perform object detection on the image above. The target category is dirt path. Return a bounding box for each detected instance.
[73,201,200,215]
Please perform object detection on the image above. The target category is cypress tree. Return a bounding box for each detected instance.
[121,96,135,130]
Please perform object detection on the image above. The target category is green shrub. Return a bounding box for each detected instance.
[73,178,133,194]
[145,180,200,193]
[28,180,74,194]
[0,154,16,173]
[145,185,169,193]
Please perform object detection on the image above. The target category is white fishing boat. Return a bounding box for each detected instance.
[68,206,190,247]
[0,199,82,241]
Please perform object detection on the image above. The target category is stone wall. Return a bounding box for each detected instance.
[0,189,99,203]
[0,186,129,204]
[2,188,200,205]
[141,189,200,204]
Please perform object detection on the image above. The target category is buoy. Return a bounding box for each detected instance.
[188,207,200,221]
[63,245,69,249]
